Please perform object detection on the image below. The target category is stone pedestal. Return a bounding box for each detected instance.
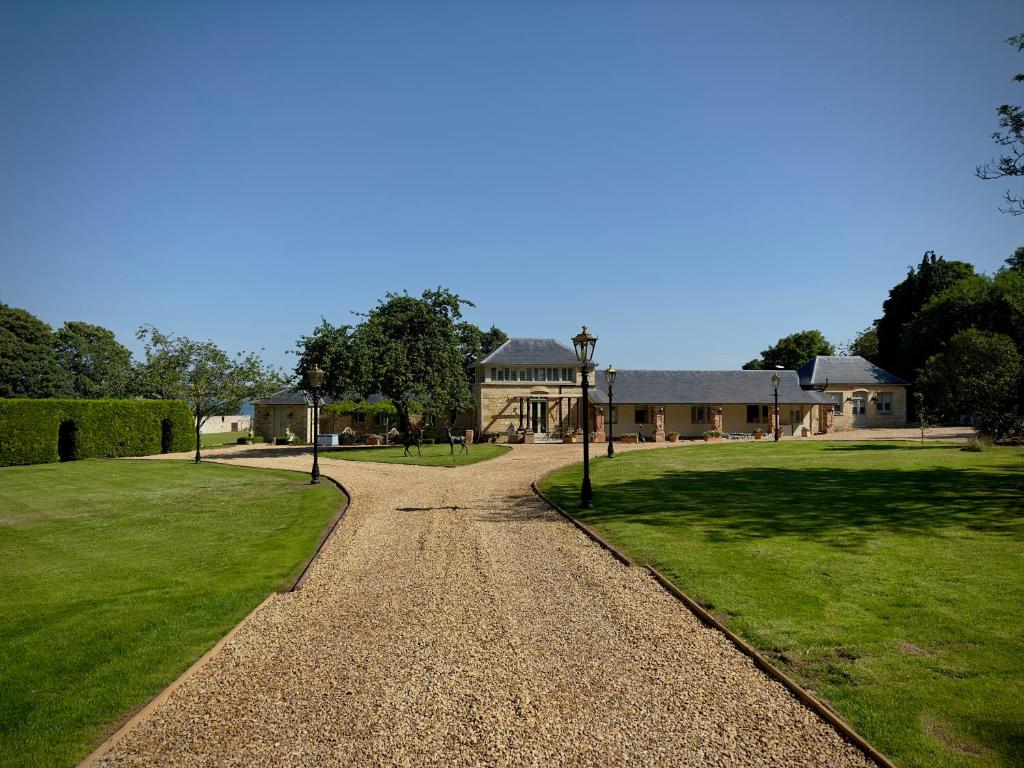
[653,407,666,442]
[710,407,723,433]
[521,432,535,444]
[465,429,474,445]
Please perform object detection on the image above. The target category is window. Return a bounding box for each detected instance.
[606,406,618,424]
[491,367,497,381]
[876,392,892,413]
[746,405,770,423]
[562,368,573,382]
[521,368,532,382]
[374,413,388,426]
[691,406,705,424]
[635,408,649,424]
[790,409,802,423]
[352,412,366,426]
[829,393,843,415]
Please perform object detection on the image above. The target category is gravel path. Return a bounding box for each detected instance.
[95,443,876,767]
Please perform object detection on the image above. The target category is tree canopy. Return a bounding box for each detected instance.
[293,288,504,431]
[977,33,1024,215]
[54,321,134,399]
[135,325,284,462]
[875,251,977,381]
[742,330,835,370]
[919,329,1023,436]
[0,304,68,398]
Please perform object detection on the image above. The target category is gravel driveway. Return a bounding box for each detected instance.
[94,443,876,767]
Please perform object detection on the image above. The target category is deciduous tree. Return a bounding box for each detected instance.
[977,34,1024,215]
[0,304,68,398]
[134,325,284,462]
[53,321,133,398]
[741,330,835,370]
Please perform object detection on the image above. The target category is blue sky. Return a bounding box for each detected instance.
[2,1,1022,372]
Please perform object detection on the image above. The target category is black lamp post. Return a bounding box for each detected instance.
[605,364,617,458]
[572,325,598,508]
[308,364,325,484]
[770,371,781,443]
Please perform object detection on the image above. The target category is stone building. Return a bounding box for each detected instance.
[796,356,909,430]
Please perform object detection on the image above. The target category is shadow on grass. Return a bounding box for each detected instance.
[558,465,1024,545]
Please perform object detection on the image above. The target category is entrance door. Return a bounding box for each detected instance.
[851,393,867,427]
[530,400,548,434]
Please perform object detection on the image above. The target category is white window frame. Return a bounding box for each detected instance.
[876,392,893,413]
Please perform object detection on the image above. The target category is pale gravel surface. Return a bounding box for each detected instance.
[96,442,876,767]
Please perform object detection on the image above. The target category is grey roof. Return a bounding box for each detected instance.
[588,369,832,405]
[797,356,908,387]
[474,338,581,367]
[255,387,327,406]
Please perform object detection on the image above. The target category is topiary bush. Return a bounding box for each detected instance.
[0,399,194,466]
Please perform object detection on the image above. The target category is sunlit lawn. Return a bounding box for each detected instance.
[541,441,1024,768]
[0,459,341,768]
[200,430,247,448]
[322,442,510,466]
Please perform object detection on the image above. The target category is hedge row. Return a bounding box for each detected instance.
[0,399,194,467]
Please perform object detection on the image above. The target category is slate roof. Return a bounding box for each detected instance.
[255,387,328,406]
[474,338,581,367]
[797,356,908,387]
[588,369,832,405]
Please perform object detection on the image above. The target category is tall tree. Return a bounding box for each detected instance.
[0,304,68,398]
[919,329,1022,437]
[845,325,880,363]
[349,288,474,431]
[293,319,354,396]
[875,251,976,381]
[53,321,133,398]
[135,325,284,462]
[456,323,508,379]
[742,330,835,370]
[976,34,1024,215]
[1005,246,1024,273]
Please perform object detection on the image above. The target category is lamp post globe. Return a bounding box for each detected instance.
[308,364,325,484]
[605,364,617,458]
[572,326,597,508]
[770,370,781,443]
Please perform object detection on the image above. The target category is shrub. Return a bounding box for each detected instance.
[703,429,723,438]
[0,399,194,467]
[961,435,993,452]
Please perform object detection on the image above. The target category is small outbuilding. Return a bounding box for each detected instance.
[797,356,909,430]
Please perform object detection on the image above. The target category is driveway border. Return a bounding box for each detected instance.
[531,473,896,768]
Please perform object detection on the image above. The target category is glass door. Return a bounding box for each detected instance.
[530,400,548,434]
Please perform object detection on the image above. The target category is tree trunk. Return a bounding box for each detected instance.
[396,403,410,434]
[194,415,202,463]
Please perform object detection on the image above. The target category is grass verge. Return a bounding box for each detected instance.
[0,459,340,768]
[322,442,510,466]
[540,441,1024,768]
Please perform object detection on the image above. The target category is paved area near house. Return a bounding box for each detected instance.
[96,442,875,767]
[807,426,971,442]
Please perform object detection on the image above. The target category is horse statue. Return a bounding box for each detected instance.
[401,427,423,457]
[445,426,469,455]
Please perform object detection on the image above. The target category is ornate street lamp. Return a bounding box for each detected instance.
[307,364,325,484]
[572,325,597,508]
[605,364,617,458]
[770,370,781,443]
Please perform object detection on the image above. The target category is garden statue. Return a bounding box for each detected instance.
[401,427,423,457]
[445,426,469,455]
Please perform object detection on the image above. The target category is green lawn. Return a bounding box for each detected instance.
[540,441,1024,768]
[0,459,341,768]
[200,430,247,448]
[322,442,510,466]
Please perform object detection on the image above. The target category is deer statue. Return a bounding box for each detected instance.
[445,425,469,455]
[401,426,423,457]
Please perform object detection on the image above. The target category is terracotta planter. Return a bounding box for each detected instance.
[703,436,721,443]
[754,430,763,440]
[667,434,680,442]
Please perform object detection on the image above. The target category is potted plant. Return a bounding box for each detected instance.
[703,429,722,442]
[754,429,763,440]
[620,432,639,444]
[666,431,680,442]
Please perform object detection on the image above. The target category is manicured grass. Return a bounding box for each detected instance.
[540,441,1024,768]
[0,459,341,768]
[322,442,510,466]
[200,430,247,448]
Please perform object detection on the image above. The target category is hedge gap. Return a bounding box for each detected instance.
[0,399,194,466]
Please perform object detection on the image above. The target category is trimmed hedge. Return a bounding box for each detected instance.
[0,399,194,467]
